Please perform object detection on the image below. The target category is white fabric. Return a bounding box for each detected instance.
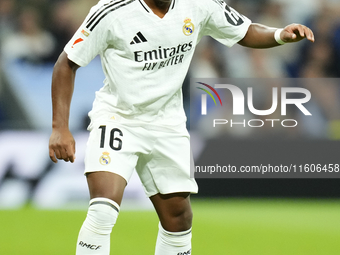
[274,28,285,45]
[64,0,251,127]
[155,223,192,255]
[84,120,198,197]
[76,198,120,255]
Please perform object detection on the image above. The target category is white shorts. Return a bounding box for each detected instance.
[84,120,198,197]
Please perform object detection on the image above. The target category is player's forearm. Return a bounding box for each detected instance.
[51,51,79,129]
[238,23,280,49]
[239,23,314,48]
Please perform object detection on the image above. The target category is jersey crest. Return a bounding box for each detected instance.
[183,18,195,36]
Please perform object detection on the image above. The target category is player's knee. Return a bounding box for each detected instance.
[163,208,193,232]
[180,208,193,229]
[83,198,120,235]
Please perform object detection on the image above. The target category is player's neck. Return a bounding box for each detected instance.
[143,0,172,18]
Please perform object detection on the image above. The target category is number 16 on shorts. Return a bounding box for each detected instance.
[84,124,125,169]
[98,125,123,151]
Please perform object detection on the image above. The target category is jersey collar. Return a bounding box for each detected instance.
[138,0,176,15]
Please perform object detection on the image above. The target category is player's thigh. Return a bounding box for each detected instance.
[137,127,198,197]
[86,171,127,206]
[85,121,147,204]
[150,192,193,232]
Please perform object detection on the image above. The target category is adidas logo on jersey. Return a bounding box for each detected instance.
[130,32,147,45]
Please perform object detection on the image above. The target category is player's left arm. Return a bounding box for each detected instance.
[238,23,315,48]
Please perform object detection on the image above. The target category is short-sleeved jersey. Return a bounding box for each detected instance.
[65,0,251,127]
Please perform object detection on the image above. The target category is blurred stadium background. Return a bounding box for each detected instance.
[0,0,340,254]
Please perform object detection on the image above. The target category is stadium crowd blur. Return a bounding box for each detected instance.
[0,0,340,139]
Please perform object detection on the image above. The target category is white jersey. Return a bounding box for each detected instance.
[65,0,251,127]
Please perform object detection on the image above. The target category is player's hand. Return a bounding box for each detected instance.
[281,24,315,43]
[49,128,76,163]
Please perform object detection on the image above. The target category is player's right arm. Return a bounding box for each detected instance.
[49,51,80,163]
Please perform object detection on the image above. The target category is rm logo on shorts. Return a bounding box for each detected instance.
[99,152,111,165]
